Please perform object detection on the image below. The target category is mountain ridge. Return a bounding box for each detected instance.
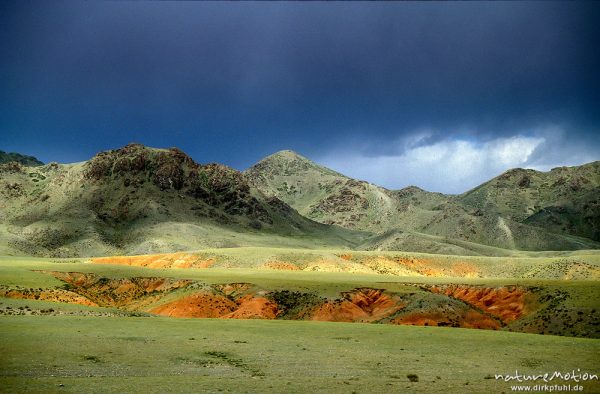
[1,144,598,257]
[0,144,360,257]
[245,149,600,252]
[0,150,44,167]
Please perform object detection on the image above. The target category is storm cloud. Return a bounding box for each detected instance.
[1,1,598,192]
[318,126,600,194]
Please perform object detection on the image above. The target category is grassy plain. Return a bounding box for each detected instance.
[1,316,599,393]
[0,249,599,392]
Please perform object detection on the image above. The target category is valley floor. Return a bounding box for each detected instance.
[0,248,599,392]
[1,316,599,393]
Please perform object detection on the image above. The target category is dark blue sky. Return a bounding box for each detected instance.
[1,2,599,192]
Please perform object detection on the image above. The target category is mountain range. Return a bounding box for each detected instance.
[0,150,44,167]
[1,144,598,257]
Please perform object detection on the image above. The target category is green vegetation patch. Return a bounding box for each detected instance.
[0,316,598,393]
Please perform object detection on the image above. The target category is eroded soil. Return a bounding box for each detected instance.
[1,271,597,337]
[312,288,404,323]
[87,252,600,282]
[428,284,529,323]
[91,253,216,269]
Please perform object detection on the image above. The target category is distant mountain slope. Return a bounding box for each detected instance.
[2,145,598,257]
[0,144,359,257]
[457,162,600,241]
[0,150,43,166]
[246,150,422,231]
[246,151,600,252]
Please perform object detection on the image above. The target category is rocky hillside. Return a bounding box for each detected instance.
[246,150,414,231]
[246,150,600,253]
[0,144,358,257]
[458,162,600,242]
[0,150,43,166]
[1,145,598,257]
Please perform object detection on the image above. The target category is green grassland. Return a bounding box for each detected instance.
[1,249,599,392]
[1,247,599,286]
[1,316,599,393]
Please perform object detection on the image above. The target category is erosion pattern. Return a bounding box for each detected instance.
[90,252,600,280]
[1,271,598,338]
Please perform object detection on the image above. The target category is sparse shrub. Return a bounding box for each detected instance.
[267,290,323,319]
[83,355,101,363]
[518,175,531,188]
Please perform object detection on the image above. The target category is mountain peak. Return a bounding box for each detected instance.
[247,149,344,180]
[262,149,310,163]
[84,143,198,188]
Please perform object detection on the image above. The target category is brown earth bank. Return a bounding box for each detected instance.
[222,295,278,319]
[312,288,404,323]
[47,271,192,310]
[389,310,501,330]
[150,293,278,320]
[1,271,598,337]
[427,284,530,323]
[150,292,237,318]
[0,286,97,307]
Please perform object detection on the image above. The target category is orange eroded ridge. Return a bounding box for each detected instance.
[312,288,404,323]
[150,293,278,320]
[91,253,215,269]
[1,271,540,332]
[150,293,237,318]
[88,252,487,279]
[428,285,529,323]
[390,310,501,330]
